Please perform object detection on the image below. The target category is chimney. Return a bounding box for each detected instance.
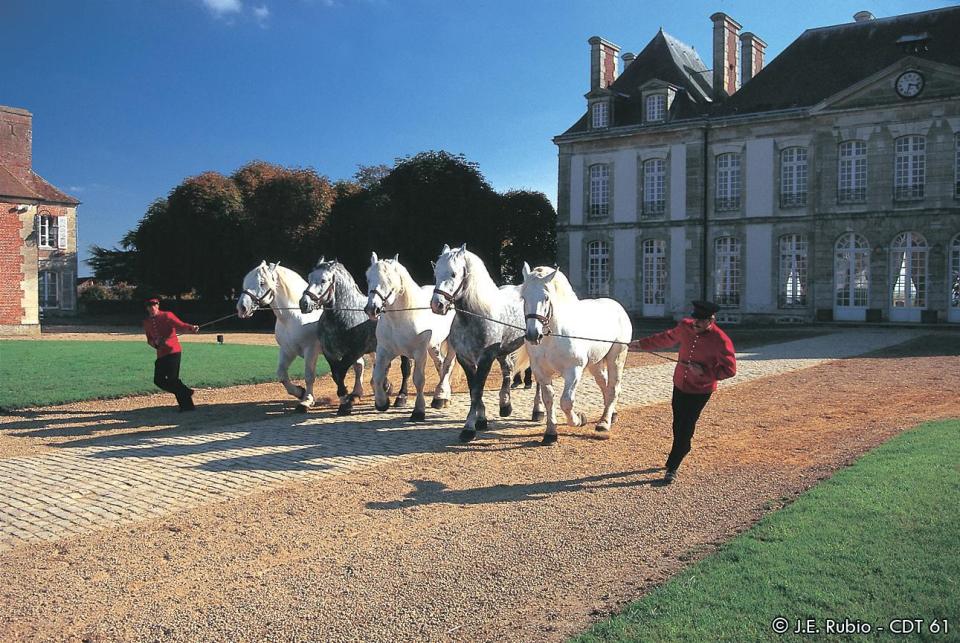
[853,11,875,22]
[588,36,621,91]
[710,12,742,98]
[622,52,635,69]
[0,105,33,181]
[739,32,767,84]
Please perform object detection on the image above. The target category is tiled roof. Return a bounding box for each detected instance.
[723,7,960,114]
[0,165,79,205]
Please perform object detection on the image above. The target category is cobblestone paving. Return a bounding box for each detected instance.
[0,329,919,550]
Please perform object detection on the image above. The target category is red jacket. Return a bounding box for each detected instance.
[144,311,195,358]
[637,319,737,394]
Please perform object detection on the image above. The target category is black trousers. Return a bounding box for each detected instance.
[666,387,712,471]
[154,353,193,408]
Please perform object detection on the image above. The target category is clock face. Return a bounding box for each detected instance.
[895,70,924,98]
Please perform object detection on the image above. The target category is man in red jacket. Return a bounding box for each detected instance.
[143,297,200,411]
[637,300,736,484]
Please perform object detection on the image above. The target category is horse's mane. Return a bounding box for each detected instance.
[386,259,420,290]
[450,248,500,312]
[272,264,307,305]
[526,266,579,304]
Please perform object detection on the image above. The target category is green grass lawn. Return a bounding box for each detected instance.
[575,418,960,642]
[0,340,329,409]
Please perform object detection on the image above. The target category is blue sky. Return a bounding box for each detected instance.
[2,0,953,273]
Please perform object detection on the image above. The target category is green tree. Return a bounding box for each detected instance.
[499,190,557,283]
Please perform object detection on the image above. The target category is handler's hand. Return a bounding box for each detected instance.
[687,361,706,375]
[192,325,200,333]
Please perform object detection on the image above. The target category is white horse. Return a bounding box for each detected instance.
[237,261,362,412]
[364,253,457,421]
[521,264,632,444]
[430,244,543,442]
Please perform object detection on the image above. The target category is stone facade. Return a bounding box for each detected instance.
[554,8,960,324]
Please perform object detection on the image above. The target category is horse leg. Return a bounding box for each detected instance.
[539,377,558,445]
[409,350,427,422]
[588,362,613,437]
[372,348,393,412]
[524,367,533,389]
[429,342,453,409]
[602,345,628,429]
[394,355,411,408]
[349,357,364,401]
[560,365,586,429]
[531,380,545,422]
[458,357,479,442]
[298,344,320,412]
[471,356,494,431]
[496,355,513,417]
[277,349,305,402]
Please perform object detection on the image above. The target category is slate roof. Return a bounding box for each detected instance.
[0,165,79,205]
[563,29,713,135]
[723,6,960,115]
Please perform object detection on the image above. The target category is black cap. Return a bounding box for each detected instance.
[145,297,160,305]
[691,300,719,319]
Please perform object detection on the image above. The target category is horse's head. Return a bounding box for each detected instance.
[301,256,335,314]
[431,243,467,315]
[521,262,558,345]
[364,251,401,319]
[237,261,279,319]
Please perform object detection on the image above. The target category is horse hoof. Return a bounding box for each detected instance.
[393,395,408,408]
[531,411,546,422]
[295,386,307,400]
[499,403,512,417]
[611,412,618,423]
[430,398,445,410]
[375,401,390,412]
[409,410,426,422]
[440,399,450,408]
[541,433,558,446]
[336,404,352,416]
[476,418,488,431]
[595,425,611,439]
[295,404,310,413]
[524,382,533,390]
[459,429,477,443]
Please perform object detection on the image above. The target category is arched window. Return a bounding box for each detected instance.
[890,232,928,308]
[838,140,867,203]
[780,147,808,207]
[834,233,870,308]
[779,234,808,307]
[642,239,666,305]
[642,158,665,215]
[894,135,925,200]
[715,153,741,211]
[714,236,741,307]
[588,164,610,217]
[587,240,610,296]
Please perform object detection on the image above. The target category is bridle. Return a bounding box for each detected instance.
[242,284,275,308]
[524,299,553,336]
[433,272,466,307]
[303,276,335,309]
[368,286,395,308]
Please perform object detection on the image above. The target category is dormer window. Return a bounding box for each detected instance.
[591,101,609,128]
[645,94,666,122]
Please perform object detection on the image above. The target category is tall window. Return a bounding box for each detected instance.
[715,153,741,211]
[38,214,61,248]
[642,239,666,305]
[588,164,610,217]
[950,235,960,309]
[645,94,666,122]
[891,232,928,308]
[780,147,808,207]
[778,234,808,307]
[642,158,665,215]
[955,133,960,199]
[714,236,741,307]
[838,140,867,203]
[591,102,609,129]
[39,270,60,309]
[894,135,925,201]
[587,240,610,296]
[835,233,870,308]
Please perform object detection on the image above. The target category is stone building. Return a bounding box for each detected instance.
[1,105,80,335]
[554,7,960,324]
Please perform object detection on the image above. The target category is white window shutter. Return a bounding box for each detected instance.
[58,216,68,249]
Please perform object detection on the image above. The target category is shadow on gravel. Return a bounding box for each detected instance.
[366,468,665,510]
